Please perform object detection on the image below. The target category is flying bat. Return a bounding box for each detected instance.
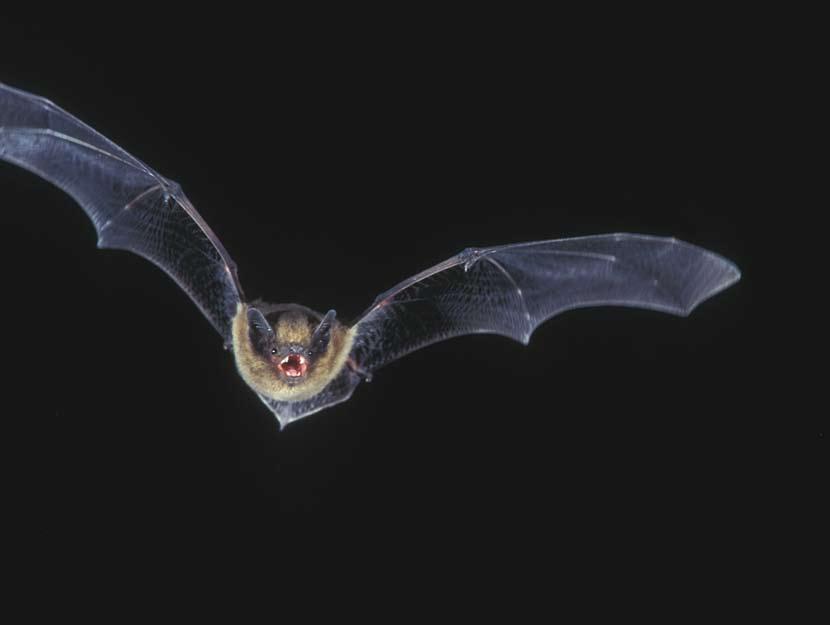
[0,83,741,428]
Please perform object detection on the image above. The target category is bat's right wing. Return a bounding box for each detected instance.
[0,83,243,343]
[350,234,740,373]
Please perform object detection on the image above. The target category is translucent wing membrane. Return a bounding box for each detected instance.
[351,234,740,372]
[0,83,242,341]
[258,368,362,428]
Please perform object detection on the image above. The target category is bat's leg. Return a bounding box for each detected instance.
[347,357,373,383]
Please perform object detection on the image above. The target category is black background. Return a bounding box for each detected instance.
[1,11,800,600]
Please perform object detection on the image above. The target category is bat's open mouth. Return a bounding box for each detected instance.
[279,353,308,377]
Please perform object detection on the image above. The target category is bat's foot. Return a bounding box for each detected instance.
[347,358,373,383]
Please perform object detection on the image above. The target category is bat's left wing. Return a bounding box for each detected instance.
[0,83,243,343]
[350,234,740,373]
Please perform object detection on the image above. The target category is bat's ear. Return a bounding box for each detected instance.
[309,310,336,357]
[247,307,274,355]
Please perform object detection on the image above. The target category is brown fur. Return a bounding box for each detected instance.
[274,311,312,345]
[232,303,355,402]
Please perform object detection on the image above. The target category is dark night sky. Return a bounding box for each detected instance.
[2,15,796,584]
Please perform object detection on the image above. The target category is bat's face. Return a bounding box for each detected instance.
[252,309,319,385]
[231,303,356,403]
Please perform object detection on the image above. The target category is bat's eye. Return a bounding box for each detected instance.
[271,348,277,355]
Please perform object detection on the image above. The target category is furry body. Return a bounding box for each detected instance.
[231,303,356,402]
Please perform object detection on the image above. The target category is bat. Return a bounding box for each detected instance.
[0,83,741,428]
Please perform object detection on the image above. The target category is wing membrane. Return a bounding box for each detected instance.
[351,234,740,372]
[0,83,242,341]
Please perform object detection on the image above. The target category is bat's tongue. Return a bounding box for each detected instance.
[279,353,308,377]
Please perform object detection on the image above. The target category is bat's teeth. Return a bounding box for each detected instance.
[279,353,308,377]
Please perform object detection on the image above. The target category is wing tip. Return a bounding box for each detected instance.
[681,257,741,316]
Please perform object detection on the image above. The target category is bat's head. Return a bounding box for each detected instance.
[232,304,355,403]
[247,307,334,385]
